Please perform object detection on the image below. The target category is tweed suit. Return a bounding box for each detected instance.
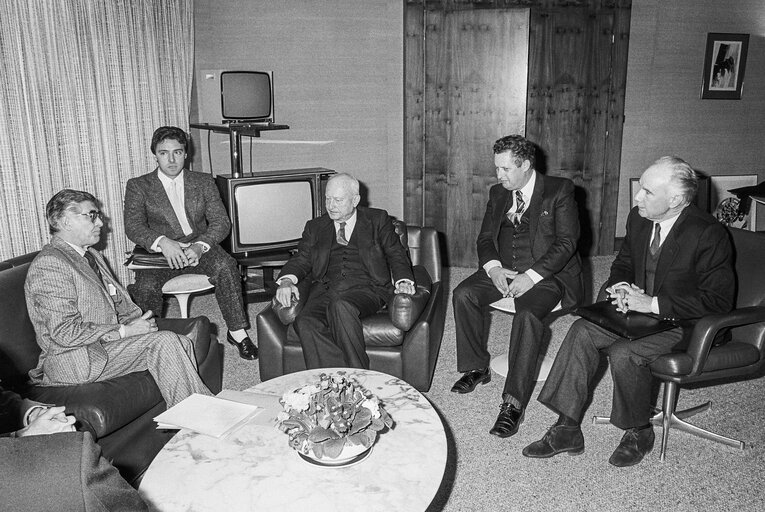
[453,173,584,406]
[538,205,735,428]
[24,237,210,407]
[123,169,247,330]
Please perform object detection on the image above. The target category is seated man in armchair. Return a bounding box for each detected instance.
[274,173,415,369]
[24,189,211,408]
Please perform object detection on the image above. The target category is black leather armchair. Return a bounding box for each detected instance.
[257,224,445,392]
[646,227,765,459]
[0,252,224,486]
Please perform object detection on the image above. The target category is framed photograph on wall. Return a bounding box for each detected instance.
[701,33,749,100]
[710,174,758,229]
[629,178,641,208]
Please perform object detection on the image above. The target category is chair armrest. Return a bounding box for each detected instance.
[156,316,211,366]
[686,306,765,376]
[28,372,163,439]
[389,265,432,331]
[271,280,312,325]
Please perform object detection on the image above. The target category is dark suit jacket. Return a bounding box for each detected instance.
[280,207,414,291]
[0,431,147,511]
[123,169,231,250]
[608,205,735,331]
[476,173,583,309]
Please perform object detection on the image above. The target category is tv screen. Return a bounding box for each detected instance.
[220,71,274,123]
[234,181,313,246]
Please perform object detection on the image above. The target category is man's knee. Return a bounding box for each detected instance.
[452,280,476,307]
[327,298,359,320]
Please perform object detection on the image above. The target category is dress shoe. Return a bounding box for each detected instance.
[489,402,524,438]
[522,424,585,458]
[227,332,258,360]
[450,368,491,394]
[608,427,654,467]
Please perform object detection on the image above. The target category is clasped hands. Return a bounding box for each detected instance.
[158,238,202,269]
[19,406,76,437]
[488,267,533,298]
[606,283,652,314]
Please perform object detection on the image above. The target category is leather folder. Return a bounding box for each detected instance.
[575,300,678,340]
[125,246,170,268]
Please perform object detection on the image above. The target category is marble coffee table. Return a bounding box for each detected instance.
[139,368,447,512]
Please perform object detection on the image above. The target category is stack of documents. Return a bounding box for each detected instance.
[154,390,282,438]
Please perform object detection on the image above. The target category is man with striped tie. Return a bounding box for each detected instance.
[523,156,734,467]
[274,173,415,369]
[451,135,584,440]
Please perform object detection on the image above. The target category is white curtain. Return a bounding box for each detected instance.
[0,0,193,284]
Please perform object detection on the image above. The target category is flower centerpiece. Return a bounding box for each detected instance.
[276,373,394,462]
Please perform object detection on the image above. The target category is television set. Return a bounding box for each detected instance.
[220,70,275,124]
[216,168,335,257]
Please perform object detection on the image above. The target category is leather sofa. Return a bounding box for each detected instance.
[256,224,445,392]
[0,252,224,486]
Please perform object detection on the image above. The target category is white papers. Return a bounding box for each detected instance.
[154,393,263,438]
[216,389,283,427]
[490,297,517,313]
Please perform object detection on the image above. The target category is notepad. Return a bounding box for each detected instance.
[154,393,264,438]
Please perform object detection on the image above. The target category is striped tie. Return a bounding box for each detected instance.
[337,222,349,246]
[512,190,526,226]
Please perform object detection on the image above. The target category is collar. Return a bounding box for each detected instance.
[518,171,537,202]
[653,211,682,246]
[157,169,185,188]
[64,240,87,257]
[334,210,358,235]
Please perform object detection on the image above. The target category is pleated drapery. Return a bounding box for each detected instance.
[0,0,193,284]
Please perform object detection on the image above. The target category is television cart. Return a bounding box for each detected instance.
[190,122,289,178]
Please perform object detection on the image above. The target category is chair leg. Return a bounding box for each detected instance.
[595,381,745,460]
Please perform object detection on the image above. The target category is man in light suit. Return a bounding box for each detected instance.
[124,126,256,360]
[0,386,148,510]
[274,173,415,369]
[523,156,735,467]
[25,189,211,408]
[451,135,584,439]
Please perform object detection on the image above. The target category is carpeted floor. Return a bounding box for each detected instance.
[174,257,765,512]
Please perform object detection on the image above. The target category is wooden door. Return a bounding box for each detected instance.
[405,1,631,263]
[405,6,529,266]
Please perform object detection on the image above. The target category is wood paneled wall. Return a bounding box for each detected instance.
[406,0,631,264]
[619,0,765,236]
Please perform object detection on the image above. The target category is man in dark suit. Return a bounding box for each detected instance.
[1,386,148,510]
[274,173,415,369]
[523,156,735,467]
[124,126,256,360]
[25,189,211,408]
[451,134,583,439]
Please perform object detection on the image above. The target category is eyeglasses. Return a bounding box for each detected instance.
[76,210,104,223]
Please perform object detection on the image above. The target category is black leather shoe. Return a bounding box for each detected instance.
[489,402,524,438]
[227,332,258,360]
[450,368,491,393]
[522,424,585,458]
[608,427,654,467]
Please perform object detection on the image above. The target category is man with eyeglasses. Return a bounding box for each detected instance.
[123,126,257,360]
[23,189,211,408]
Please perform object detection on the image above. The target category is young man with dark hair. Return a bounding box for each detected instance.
[124,126,257,360]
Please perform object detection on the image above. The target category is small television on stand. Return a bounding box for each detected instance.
[216,168,335,261]
[220,70,274,124]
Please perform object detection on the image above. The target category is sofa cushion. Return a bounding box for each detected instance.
[26,371,163,439]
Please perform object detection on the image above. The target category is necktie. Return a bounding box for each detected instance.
[512,190,526,226]
[84,251,106,287]
[650,223,661,255]
[337,222,349,246]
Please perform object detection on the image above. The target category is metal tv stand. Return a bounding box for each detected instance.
[190,122,289,178]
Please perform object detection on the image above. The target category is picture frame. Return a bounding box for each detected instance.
[701,33,749,100]
[629,178,641,209]
[710,174,758,229]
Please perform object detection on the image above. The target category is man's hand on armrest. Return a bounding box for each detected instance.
[275,278,299,307]
[394,279,415,295]
[17,406,75,437]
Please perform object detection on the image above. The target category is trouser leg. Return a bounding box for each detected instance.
[452,271,503,371]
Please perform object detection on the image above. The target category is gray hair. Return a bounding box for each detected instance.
[654,156,698,205]
[327,173,360,195]
[45,189,99,234]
